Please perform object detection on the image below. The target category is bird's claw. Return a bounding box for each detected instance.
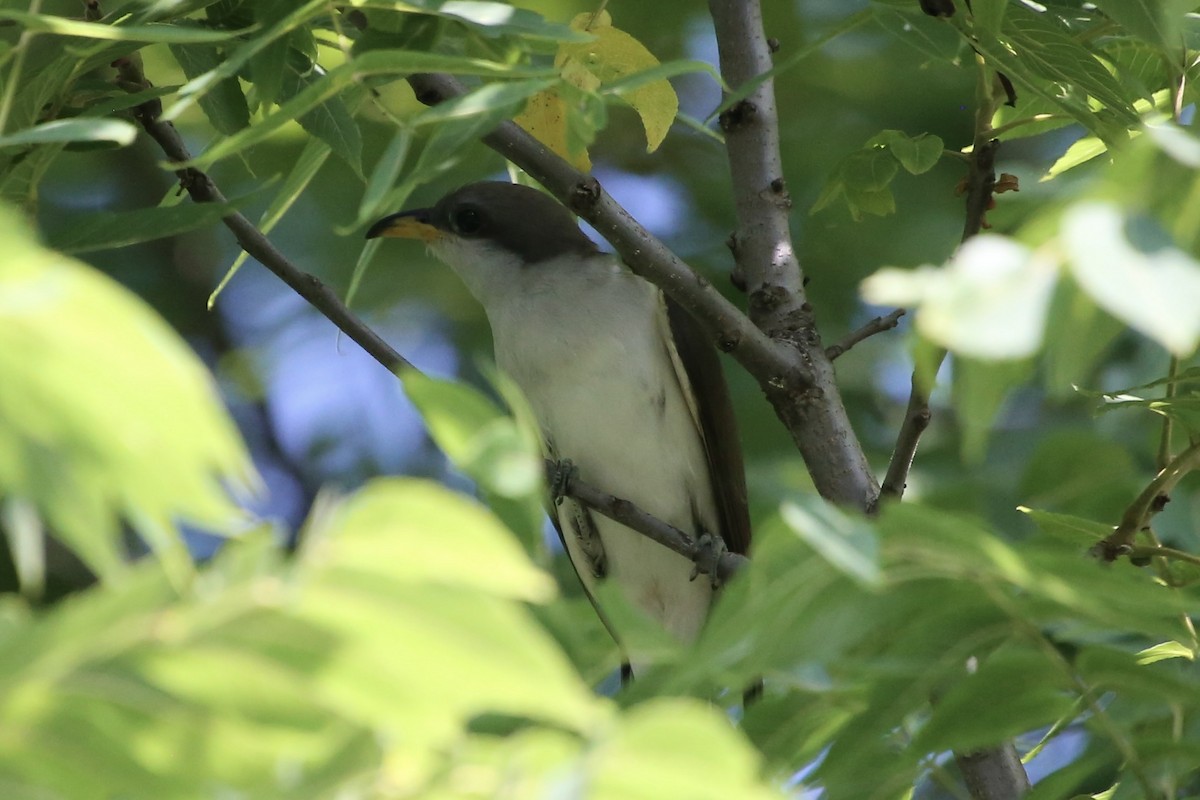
[689,530,726,589]
[547,458,578,506]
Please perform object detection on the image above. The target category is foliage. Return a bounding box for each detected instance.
[1,1,1200,799]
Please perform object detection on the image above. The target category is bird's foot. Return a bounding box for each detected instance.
[689,530,727,590]
[547,458,578,506]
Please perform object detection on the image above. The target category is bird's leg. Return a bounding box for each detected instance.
[689,528,728,590]
[547,458,578,506]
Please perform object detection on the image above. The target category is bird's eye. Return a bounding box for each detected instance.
[451,206,484,235]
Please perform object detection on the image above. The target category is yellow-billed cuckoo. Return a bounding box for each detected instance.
[368,181,750,647]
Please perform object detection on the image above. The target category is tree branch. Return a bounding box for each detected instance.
[699,1,880,508]
[120,60,749,595]
[1093,439,1200,562]
[879,108,1000,504]
[115,58,413,376]
[406,73,798,388]
[826,309,906,360]
[551,461,747,585]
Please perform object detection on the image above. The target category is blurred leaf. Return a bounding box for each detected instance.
[1063,202,1200,356]
[862,235,1059,359]
[168,44,250,135]
[590,700,785,800]
[1019,507,1114,545]
[0,10,246,42]
[325,479,553,600]
[1018,431,1139,522]
[400,370,543,501]
[953,355,1033,462]
[780,494,880,586]
[47,193,255,254]
[393,0,591,42]
[0,203,252,581]
[0,118,136,149]
[1090,0,1189,54]
[914,647,1075,754]
[1042,277,1124,394]
[971,0,1007,34]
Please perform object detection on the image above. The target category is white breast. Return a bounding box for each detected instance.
[484,255,718,645]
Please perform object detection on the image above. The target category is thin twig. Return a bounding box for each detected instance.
[879,61,1001,504]
[826,309,905,360]
[1093,439,1200,562]
[551,462,747,584]
[116,60,414,375]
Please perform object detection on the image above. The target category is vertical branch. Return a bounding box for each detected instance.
[880,57,999,502]
[708,0,878,509]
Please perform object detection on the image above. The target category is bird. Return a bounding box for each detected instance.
[367,181,750,654]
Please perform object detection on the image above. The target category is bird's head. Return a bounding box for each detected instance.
[367,181,599,303]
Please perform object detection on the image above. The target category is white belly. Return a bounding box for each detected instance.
[490,269,717,644]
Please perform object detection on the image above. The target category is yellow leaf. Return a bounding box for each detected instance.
[559,9,678,152]
[513,89,592,172]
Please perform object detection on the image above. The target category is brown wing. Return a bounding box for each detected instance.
[663,297,752,555]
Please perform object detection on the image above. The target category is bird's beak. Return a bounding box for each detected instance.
[365,209,442,242]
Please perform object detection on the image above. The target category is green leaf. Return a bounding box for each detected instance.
[861,235,1059,359]
[399,370,543,500]
[47,194,254,254]
[0,11,247,43]
[182,52,553,167]
[277,57,363,172]
[971,0,1008,35]
[953,356,1033,462]
[161,0,333,122]
[412,77,558,127]
[867,129,944,174]
[1041,276,1125,393]
[327,479,553,600]
[1019,507,1114,545]
[1002,6,1140,126]
[0,203,252,581]
[0,118,136,149]
[1043,134,1110,180]
[168,44,250,136]
[353,127,412,232]
[913,647,1075,754]
[1136,640,1196,665]
[1062,201,1200,356]
[1091,0,1189,54]
[780,494,880,587]
[590,700,785,800]
[210,138,331,308]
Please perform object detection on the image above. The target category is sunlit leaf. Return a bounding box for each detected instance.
[558,10,678,152]
[0,204,253,580]
[862,235,1059,359]
[0,10,247,42]
[1062,202,1200,356]
[0,118,136,149]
